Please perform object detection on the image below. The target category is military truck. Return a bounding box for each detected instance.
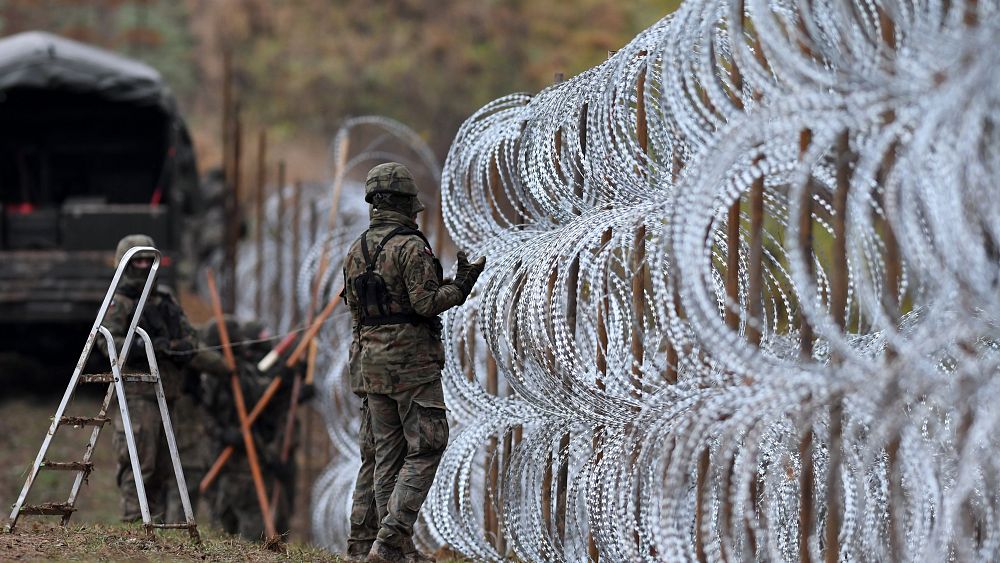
[0,31,202,369]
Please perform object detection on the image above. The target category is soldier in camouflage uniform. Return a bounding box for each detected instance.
[103,234,231,522]
[200,318,295,541]
[342,163,485,563]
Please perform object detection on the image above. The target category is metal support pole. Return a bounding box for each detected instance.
[272,160,286,330]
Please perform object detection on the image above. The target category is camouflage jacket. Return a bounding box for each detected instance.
[343,209,464,394]
[103,284,229,400]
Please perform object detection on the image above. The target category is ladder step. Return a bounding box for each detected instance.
[80,372,158,384]
[19,502,76,516]
[41,460,94,472]
[79,372,114,383]
[150,523,196,529]
[58,415,110,428]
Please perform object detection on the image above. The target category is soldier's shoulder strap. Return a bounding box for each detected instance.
[360,226,428,272]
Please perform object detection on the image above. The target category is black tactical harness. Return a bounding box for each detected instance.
[355,225,438,327]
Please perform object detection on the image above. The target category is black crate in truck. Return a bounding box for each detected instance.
[60,203,170,251]
[3,208,60,249]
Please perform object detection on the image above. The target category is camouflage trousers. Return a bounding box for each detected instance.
[165,394,211,523]
[212,471,267,541]
[348,397,378,556]
[366,378,449,549]
[113,398,174,522]
[211,461,292,541]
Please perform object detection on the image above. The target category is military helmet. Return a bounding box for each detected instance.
[200,316,243,348]
[114,234,157,267]
[364,162,419,203]
[241,320,268,341]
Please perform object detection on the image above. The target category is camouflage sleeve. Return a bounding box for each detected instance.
[343,267,359,331]
[398,238,464,317]
[100,294,135,357]
[175,300,231,377]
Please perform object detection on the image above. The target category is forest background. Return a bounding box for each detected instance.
[0,0,674,180]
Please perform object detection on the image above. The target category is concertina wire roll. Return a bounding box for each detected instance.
[244,0,997,558]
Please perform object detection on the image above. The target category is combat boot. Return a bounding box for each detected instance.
[367,539,405,563]
[400,537,436,563]
[346,542,373,562]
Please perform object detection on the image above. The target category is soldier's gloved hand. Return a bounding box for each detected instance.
[454,251,487,299]
[151,336,171,353]
[168,339,195,365]
[169,339,195,354]
[191,349,231,378]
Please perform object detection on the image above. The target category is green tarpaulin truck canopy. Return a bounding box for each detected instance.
[0,30,174,110]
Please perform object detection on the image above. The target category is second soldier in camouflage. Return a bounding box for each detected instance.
[343,163,484,563]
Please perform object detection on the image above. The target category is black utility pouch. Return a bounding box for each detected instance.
[354,267,391,321]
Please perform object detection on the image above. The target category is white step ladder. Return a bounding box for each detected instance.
[5,246,199,541]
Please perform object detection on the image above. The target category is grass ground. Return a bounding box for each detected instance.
[3,521,344,561]
[1,395,121,528]
[1,396,470,562]
[0,395,342,560]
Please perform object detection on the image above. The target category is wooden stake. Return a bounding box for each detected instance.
[224,102,243,313]
[485,355,499,547]
[308,135,350,324]
[694,447,711,563]
[665,151,684,384]
[291,180,303,326]
[497,422,512,558]
[823,129,851,563]
[255,131,267,318]
[272,161,286,330]
[798,128,815,563]
[725,200,742,330]
[831,130,850,331]
[747,161,764,347]
[630,59,649,397]
[798,129,815,359]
